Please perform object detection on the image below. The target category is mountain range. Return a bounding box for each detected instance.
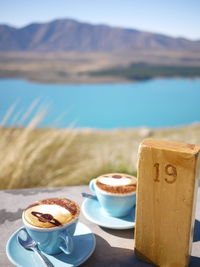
[0,18,200,52]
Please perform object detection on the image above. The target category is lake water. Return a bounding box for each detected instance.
[0,78,199,129]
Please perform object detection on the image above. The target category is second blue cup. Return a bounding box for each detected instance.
[89,178,136,217]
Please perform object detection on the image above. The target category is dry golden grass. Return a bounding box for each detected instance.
[0,103,137,189]
[0,105,200,190]
[0,127,140,190]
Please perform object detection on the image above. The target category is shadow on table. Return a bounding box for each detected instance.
[193,219,200,242]
[190,256,200,267]
[190,220,200,266]
[100,226,134,240]
[82,234,155,267]
[100,218,200,241]
[52,231,200,267]
[93,220,200,267]
[0,208,23,224]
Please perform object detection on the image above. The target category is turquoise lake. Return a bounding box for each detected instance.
[0,78,199,128]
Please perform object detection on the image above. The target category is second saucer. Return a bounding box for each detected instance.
[81,197,135,230]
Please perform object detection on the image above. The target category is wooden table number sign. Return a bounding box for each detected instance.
[134,139,200,267]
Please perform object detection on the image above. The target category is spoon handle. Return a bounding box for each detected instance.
[32,247,54,267]
[81,192,97,199]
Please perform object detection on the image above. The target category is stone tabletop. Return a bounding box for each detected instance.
[1,185,200,267]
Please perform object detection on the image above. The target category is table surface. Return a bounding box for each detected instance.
[1,185,200,267]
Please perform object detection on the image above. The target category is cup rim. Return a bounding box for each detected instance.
[22,212,79,232]
[94,181,136,197]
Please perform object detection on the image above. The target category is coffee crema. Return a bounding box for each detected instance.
[23,198,80,228]
[96,173,137,194]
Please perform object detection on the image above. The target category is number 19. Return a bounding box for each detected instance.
[153,163,177,184]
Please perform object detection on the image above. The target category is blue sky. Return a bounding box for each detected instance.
[1,0,200,40]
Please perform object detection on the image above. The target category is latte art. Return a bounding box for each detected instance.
[31,211,62,226]
[98,177,132,186]
[96,173,137,194]
[23,198,80,228]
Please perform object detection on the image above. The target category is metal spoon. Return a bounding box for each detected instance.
[17,228,54,267]
[81,192,97,199]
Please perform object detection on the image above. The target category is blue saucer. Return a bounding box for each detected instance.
[6,222,96,267]
[81,198,135,229]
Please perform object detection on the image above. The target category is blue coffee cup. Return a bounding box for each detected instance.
[22,210,79,255]
[89,178,136,217]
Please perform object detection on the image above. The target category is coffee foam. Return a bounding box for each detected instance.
[23,198,80,228]
[96,173,137,194]
[99,177,131,186]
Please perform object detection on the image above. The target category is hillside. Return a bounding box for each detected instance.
[0,18,200,52]
[0,18,200,83]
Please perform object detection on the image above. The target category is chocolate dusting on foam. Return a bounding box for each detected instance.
[112,175,122,179]
[25,198,80,216]
[96,173,137,194]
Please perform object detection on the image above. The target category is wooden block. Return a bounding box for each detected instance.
[134,138,200,267]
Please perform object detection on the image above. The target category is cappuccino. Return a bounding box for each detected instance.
[23,198,80,228]
[96,173,137,194]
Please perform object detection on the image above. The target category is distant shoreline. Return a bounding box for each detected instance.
[0,73,130,85]
[0,51,200,84]
[1,72,200,85]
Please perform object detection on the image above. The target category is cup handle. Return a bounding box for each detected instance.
[59,231,73,255]
[89,179,96,195]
